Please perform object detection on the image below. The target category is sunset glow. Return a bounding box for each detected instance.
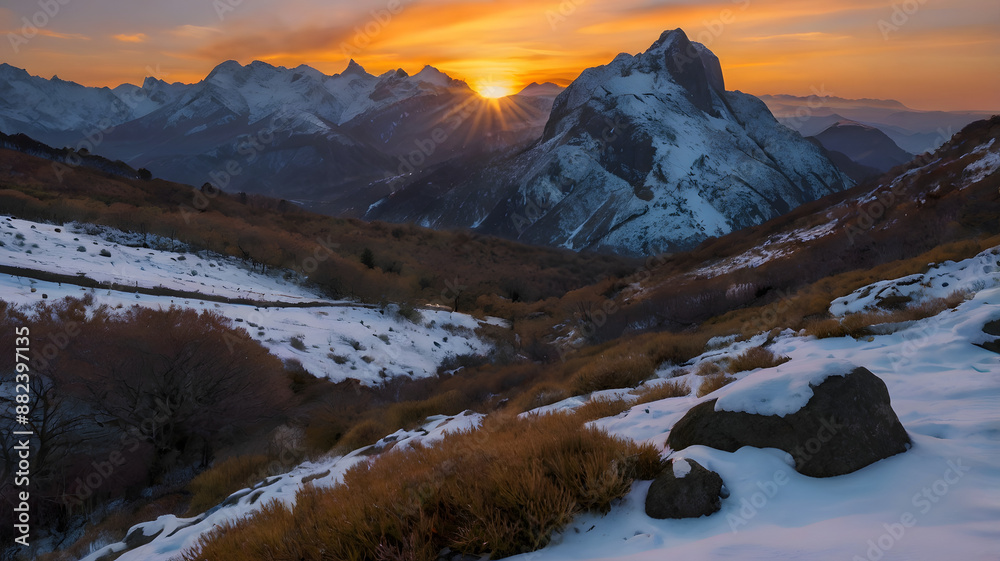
[0,0,997,111]
[473,78,518,99]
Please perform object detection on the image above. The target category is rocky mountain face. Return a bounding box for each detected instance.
[0,30,850,256]
[368,29,851,256]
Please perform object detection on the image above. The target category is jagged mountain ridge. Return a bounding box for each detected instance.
[1,31,850,256]
[0,59,553,214]
[368,29,851,256]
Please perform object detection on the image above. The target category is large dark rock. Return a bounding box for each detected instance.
[977,319,1000,353]
[645,459,725,519]
[666,367,910,477]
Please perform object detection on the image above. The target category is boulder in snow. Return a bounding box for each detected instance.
[978,319,1000,353]
[644,458,725,519]
[666,367,910,477]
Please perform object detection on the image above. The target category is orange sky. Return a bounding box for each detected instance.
[1,0,998,110]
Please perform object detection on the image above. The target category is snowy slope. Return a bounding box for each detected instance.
[86,248,1000,561]
[78,413,484,561]
[0,216,324,303]
[0,215,493,384]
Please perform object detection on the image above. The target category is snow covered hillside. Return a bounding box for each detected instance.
[90,247,1000,561]
[0,215,493,384]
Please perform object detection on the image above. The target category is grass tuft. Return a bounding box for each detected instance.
[184,413,662,561]
[727,346,791,374]
[186,455,273,516]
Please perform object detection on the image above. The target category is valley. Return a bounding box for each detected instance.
[0,13,998,561]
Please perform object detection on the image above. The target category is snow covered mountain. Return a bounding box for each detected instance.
[0,59,550,215]
[368,29,850,256]
[0,63,189,149]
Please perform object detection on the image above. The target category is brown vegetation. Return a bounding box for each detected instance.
[183,413,662,561]
[727,347,791,374]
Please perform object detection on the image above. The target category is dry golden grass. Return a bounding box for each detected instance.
[512,382,571,413]
[633,380,689,405]
[574,395,635,422]
[727,347,791,374]
[567,332,709,395]
[695,360,724,377]
[802,294,968,340]
[571,353,656,395]
[186,455,273,517]
[697,373,734,398]
[337,418,392,452]
[385,389,469,430]
[701,238,999,339]
[183,413,663,561]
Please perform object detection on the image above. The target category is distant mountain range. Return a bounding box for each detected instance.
[5,30,943,256]
[758,94,996,155]
[0,60,554,216]
[366,29,850,254]
[808,120,914,181]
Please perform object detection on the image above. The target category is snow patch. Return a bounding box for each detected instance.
[713,359,857,416]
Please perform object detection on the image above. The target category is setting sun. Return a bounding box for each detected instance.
[473,78,518,99]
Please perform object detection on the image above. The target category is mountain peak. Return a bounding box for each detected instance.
[248,60,277,70]
[412,65,456,88]
[141,76,166,90]
[831,119,877,130]
[342,59,370,77]
[641,28,725,106]
[206,60,243,80]
[516,82,565,98]
[648,28,689,53]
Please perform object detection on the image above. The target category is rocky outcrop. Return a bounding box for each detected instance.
[667,367,910,477]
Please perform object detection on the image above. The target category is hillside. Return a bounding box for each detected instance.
[0,138,633,317]
[1,91,998,561]
[74,245,1000,561]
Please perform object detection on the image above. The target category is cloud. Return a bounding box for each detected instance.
[170,25,221,39]
[112,33,147,43]
[738,32,853,42]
